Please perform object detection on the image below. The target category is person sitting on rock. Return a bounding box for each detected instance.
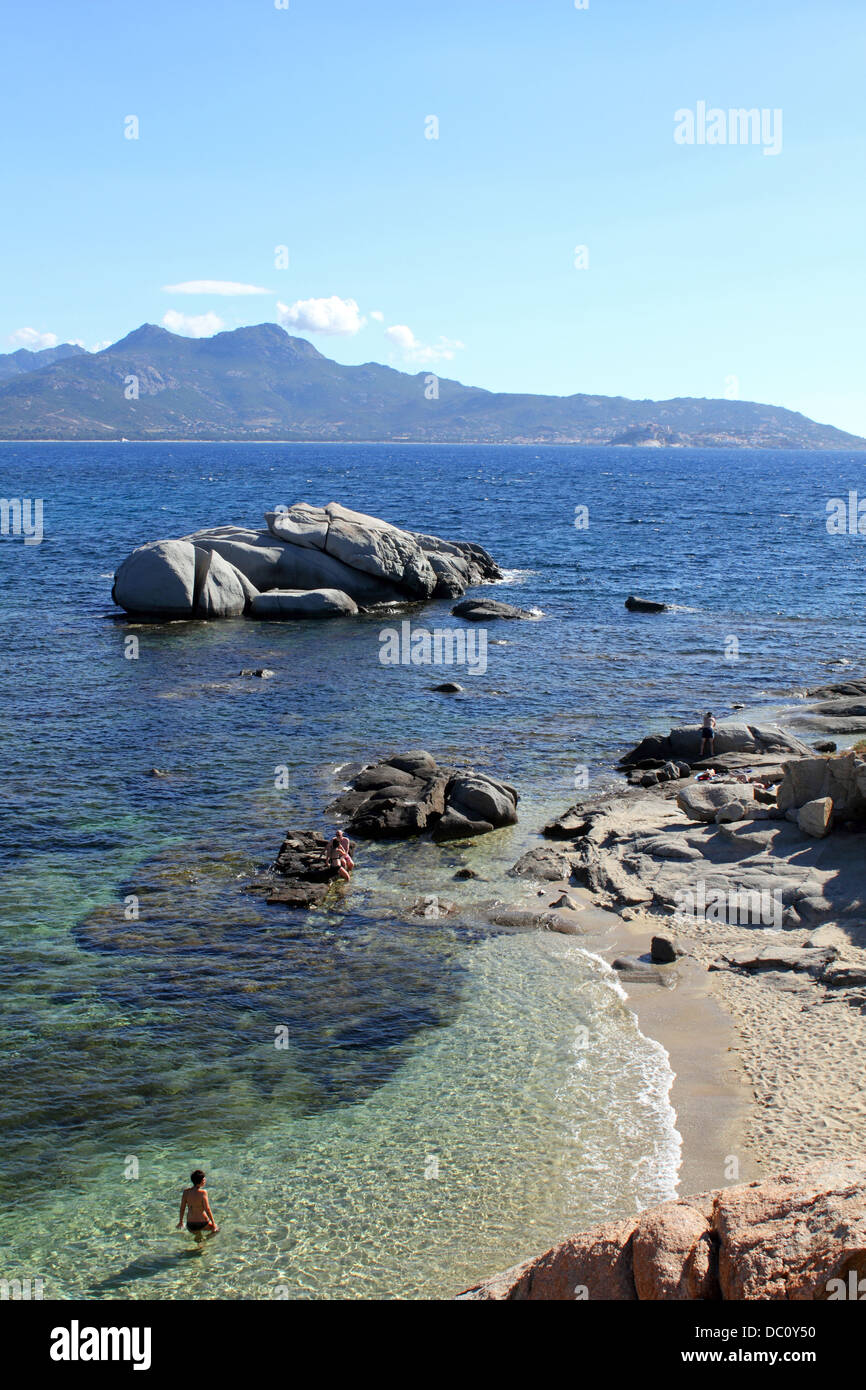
[326,829,354,882]
[700,712,717,760]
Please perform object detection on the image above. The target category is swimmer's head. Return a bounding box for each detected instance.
[191,1169,205,1187]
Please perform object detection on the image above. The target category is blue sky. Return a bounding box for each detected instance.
[2,0,864,433]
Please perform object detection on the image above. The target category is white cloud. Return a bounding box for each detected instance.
[162,310,225,338]
[277,295,365,336]
[162,280,271,296]
[370,310,384,321]
[9,326,58,350]
[385,323,465,365]
[384,323,416,351]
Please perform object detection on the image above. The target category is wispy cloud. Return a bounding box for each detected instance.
[71,338,112,352]
[8,326,58,350]
[162,280,271,296]
[384,323,464,365]
[277,295,365,336]
[162,309,225,337]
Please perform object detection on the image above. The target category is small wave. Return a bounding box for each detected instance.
[496,568,536,585]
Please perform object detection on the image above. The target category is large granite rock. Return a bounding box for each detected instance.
[621,723,813,768]
[551,785,866,928]
[328,752,518,840]
[777,751,866,821]
[112,539,197,617]
[112,539,250,618]
[113,503,502,618]
[458,1161,866,1299]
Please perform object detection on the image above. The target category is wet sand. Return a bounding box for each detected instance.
[513,878,762,1199]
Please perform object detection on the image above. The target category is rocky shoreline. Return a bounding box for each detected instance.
[251,656,866,1297]
[453,674,866,1296]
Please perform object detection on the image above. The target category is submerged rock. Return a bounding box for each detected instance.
[451,598,536,622]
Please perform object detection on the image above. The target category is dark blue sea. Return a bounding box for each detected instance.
[1,442,864,1298]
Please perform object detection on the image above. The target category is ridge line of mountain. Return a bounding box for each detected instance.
[0,321,861,448]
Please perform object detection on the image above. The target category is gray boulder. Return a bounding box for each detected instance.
[327,752,517,841]
[196,548,250,618]
[677,783,755,823]
[446,772,518,826]
[266,502,438,598]
[112,539,197,616]
[509,847,574,881]
[625,595,666,613]
[113,502,502,617]
[183,526,289,590]
[622,722,813,768]
[250,588,358,619]
[798,797,833,838]
[451,598,535,621]
[777,752,866,821]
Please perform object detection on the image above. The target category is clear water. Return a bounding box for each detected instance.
[1,442,864,1299]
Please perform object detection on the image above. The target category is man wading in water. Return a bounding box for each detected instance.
[177,1170,219,1247]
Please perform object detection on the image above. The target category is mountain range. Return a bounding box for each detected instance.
[0,322,861,448]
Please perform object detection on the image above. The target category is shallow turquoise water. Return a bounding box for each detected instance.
[1,442,864,1297]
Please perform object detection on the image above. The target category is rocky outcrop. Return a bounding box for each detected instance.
[266,830,349,907]
[777,750,866,824]
[788,676,866,736]
[451,597,536,622]
[328,752,518,840]
[544,781,866,928]
[112,503,501,618]
[620,722,813,768]
[458,1161,866,1299]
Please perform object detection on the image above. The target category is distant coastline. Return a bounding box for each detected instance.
[0,322,862,449]
[4,438,866,449]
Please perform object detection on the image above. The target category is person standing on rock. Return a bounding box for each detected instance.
[700,712,717,760]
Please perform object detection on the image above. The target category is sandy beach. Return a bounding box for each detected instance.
[521,687,866,1212]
